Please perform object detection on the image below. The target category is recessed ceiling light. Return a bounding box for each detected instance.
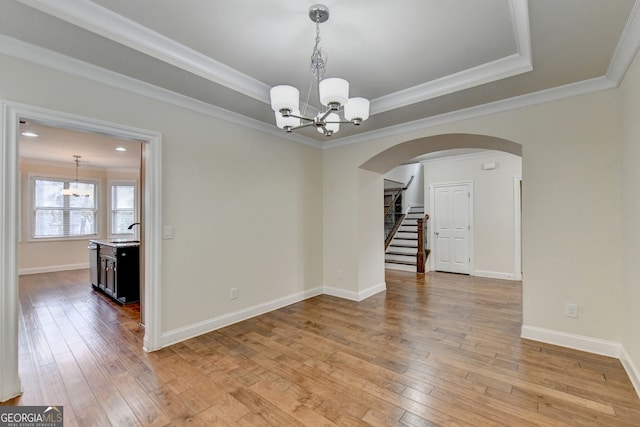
[115,146,127,152]
[21,131,38,137]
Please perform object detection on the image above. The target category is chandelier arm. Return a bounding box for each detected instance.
[317,109,333,122]
[325,119,353,124]
[289,122,316,131]
[319,125,333,137]
[283,111,315,123]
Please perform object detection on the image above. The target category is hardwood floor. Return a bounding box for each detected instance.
[3,269,640,426]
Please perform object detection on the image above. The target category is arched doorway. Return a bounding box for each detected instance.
[360,133,523,280]
[360,133,522,174]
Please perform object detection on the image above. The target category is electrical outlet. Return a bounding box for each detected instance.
[230,288,238,300]
[565,303,578,318]
[337,269,343,279]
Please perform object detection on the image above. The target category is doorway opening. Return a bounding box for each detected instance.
[363,134,523,281]
[1,101,162,401]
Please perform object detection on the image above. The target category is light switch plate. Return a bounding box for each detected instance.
[162,226,174,239]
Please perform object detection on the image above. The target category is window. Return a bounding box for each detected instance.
[111,183,136,235]
[32,177,97,239]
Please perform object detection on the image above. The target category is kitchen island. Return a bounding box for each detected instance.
[89,239,140,304]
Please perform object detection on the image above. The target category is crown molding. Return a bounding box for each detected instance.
[323,76,616,149]
[0,33,618,153]
[16,0,271,104]
[4,0,640,151]
[371,0,532,115]
[0,35,322,149]
[326,0,640,151]
[371,53,532,115]
[17,0,531,117]
[606,0,640,84]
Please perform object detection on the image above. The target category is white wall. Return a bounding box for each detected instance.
[383,163,424,211]
[619,47,640,390]
[422,151,521,279]
[0,54,323,337]
[323,88,622,357]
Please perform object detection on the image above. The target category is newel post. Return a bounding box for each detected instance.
[417,217,424,273]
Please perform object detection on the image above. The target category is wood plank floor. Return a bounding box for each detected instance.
[3,269,640,426]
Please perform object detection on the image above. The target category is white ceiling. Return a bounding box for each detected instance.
[19,121,142,169]
[2,0,639,149]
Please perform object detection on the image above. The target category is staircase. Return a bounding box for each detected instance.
[385,206,425,272]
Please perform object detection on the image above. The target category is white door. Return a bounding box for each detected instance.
[433,183,471,274]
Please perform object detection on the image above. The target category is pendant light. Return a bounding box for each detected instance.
[61,155,91,197]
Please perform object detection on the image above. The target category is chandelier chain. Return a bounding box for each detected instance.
[310,18,326,79]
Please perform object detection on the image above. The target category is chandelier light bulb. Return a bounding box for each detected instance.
[344,97,370,124]
[270,85,299,113]
[319,78,349,109]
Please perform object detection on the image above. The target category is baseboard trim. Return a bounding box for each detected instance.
[357,282,387,301]
[161,281,386,348]
[521,325,640,399]
[19,263,89,276]
[620,346,640,399]
[521,325,621,358]
[322,286,359,301]
[473,269,516,281]
[160,287,323,348]
[323,282,386,302]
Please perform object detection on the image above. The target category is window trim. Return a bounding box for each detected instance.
[28,172,100,242]
[108,179,138,239]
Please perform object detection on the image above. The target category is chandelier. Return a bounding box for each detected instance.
[61,155,91,197]
[269,4,370,137]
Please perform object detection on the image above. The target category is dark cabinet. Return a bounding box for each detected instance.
[91,242,139,304]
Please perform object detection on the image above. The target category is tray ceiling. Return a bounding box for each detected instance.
[2,0,638,148]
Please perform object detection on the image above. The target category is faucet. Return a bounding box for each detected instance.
[127,222,140,230]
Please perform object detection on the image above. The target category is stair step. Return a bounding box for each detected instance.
[384,258,417,266]
[389,243,418,249]
[385,263,418,272]
[386,250,417,256]
[396,232,417,239]
[393,236,418,243]
[387,245,417,252]
[385,253,416,262]
[391,239,418,247]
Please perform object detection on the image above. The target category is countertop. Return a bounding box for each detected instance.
[90,239,140,248]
